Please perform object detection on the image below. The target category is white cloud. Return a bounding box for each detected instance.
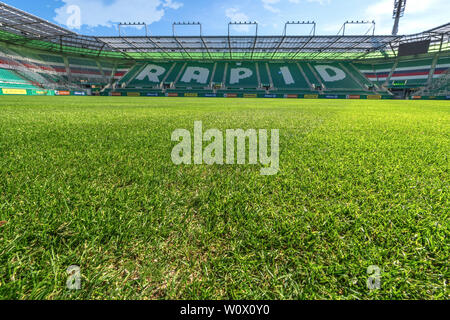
[163,0,183,10]
[288,0,330,5]
[262,0,281,13]
[264,0,332,13]
[54,0,183,29]
[225,8,253,32]
[225,7,249,22]
[306,0,331,5]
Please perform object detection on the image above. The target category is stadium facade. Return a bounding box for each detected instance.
[0,1,449,100]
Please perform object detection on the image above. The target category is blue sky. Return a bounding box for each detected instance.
[5,0,449,36]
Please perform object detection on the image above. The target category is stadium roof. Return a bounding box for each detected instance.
[95,35,403,60]
[387,23,450,53]
[0,1,449,61]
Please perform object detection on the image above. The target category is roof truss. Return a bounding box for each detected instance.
[0,1,448,61]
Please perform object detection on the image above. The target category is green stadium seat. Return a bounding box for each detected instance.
[127,62,175,88]
[226,62,258,89]
[300,63,321,88]
[356,62,395,86]
[0,68,39,89]
[309,62,366,90]
[388,58,433,88]
[269,62,310,90]
[176,62,215,88]
[164,62,185,84]
[39,54,65,64]
[212,62,226,87]
[257,62,271,88]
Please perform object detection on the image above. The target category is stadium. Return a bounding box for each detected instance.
[0,0,448,302]
[0,1,448,99]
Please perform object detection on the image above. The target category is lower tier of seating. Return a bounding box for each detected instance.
[0,68,39,89]
[121,60,380,94]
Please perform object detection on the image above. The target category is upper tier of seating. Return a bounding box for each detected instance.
[0,43,131,89]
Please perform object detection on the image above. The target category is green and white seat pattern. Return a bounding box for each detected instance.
[225,62,258,89]
[127,62,175,88]
[308,62,365,90]
[269,62,310,90]
[123,60,371,92]
[176,62,215,88]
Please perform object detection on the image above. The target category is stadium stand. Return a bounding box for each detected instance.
[114,65,130,81]
[68,57,106,85]
[127,62,173,88]
[433,55,450,80]
[258,62,272,89]
[226,62,258,89]
[211,62,227,88]
[0,42,131,93]
[164,62,186,86]
[388,58,434,87]
[415,55,450,96]
[0,68,39,89]
[301,63,323,89]
[117,63,145,87]
[36,53,70,85]
[268,62,310,91]
[356,62,395,86]
[0,2,448,99]
[0,47,59,89]
[115,59,388,97]
[356,54,450,90]
[176,62,215,89]
[309,62,368,91]
[115,59,398,95]
[2,39,447,98]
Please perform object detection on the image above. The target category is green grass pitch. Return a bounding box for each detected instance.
[0,96,448,300]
